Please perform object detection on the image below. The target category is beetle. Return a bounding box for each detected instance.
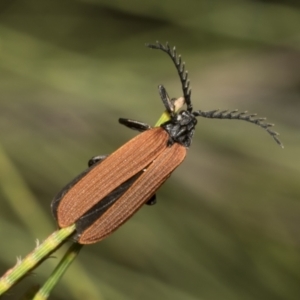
[51,41,283,244]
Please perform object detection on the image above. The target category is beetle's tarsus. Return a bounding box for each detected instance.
[158,85,175,115]
[88,155,108,167]
[146,194,157,205]
[119,118,151,132]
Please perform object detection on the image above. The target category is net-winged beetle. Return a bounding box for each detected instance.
[51,42,283,244]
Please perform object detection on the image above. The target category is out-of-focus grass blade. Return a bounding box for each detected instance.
[0,143,103,299]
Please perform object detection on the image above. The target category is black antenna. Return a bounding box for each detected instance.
[146,41,283,148]
[146,41,192,113]
[194,109,284,148]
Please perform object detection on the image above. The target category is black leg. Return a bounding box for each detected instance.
[158,85,175,116]
[146,194,156,205]
[119,118,151,132]
[88,155,108,167]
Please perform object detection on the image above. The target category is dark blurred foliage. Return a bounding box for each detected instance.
[0,0,299,299]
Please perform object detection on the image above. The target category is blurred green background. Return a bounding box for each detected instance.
[0,0,299,299]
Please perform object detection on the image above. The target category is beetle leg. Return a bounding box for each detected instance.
[158,85,175,116]
[88,155,108,167]
[119,118,151,132]
[145,194,156,205]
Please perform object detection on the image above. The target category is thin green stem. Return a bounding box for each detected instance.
[0,225,75,296]
[33,243,83,300]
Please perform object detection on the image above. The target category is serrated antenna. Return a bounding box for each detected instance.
[146,41,193,112]
[194,109,283,148]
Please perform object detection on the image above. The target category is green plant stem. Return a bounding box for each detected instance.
[0,225,75,296]
[33,243,83,300]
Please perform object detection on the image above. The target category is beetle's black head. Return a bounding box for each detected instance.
[162,107,197,148]
[155,83,197,147]
[147,41,283,148]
